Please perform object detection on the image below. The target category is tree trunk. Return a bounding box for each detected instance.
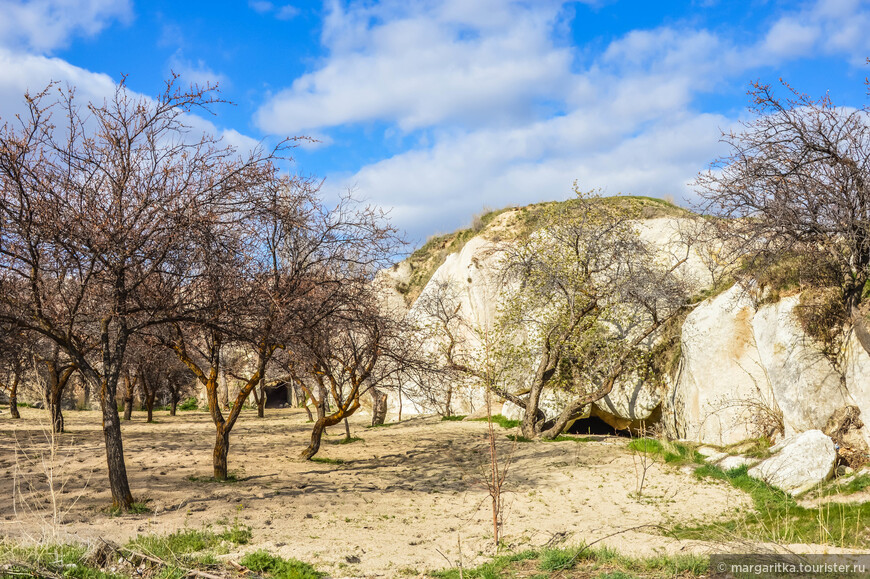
[371,388,388,426]
[213,427,230,480]
[145,393,155,423]
[170,393,178,416]
[122,373,134,421]
[49,392,64,433]
[100,381,134,510]
[344,417,351,440]
[9,375,20,419]
[257,386,266,418]
[301,418,327,460]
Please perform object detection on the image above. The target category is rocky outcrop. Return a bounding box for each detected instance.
[664,285,773,445]
[665,287,870,452]
[383,209,870,455]
[747,430,837,495]
[751,297,848,437]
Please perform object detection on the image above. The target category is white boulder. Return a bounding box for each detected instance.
[747,430,836,495]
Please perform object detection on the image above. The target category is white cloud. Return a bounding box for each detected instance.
[255,0,574,134]
[276,5,300,20]
[0,0,132,53]
[262,0,870,240]
[168,51,230,90]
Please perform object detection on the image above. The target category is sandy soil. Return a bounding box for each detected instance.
[0,406,753,576]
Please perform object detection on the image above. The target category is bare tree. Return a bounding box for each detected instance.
[0,325,28,418]
[0,77,287,509]
[696,79,870,355]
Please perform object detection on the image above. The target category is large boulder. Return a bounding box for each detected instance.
[747,430,837,495]
[842,330,870,449]
[664,285,776,444]
[751,297,848,437]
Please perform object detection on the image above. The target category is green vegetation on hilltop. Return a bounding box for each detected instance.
[396,195,690,306]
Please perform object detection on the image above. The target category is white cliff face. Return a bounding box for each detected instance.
[382,213,870,449]
[664,285,774,445]
[667,288,870,447]
[842,331,870,448]
[751,297,848,437]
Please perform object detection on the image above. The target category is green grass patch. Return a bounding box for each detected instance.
[127,525,252,562]
[628,437,704,465]
[309,457,345,465]
[722,436,773,459]
[674,464,870,548]
[178,397,198,411]
[471,414,520,429]
[814,474,870,498]
[330,436,364,445]
[441,415,467,421]
[240,550,324,579]
[431,544,707,579]
[506,434,534,443]
[0,541,123,579]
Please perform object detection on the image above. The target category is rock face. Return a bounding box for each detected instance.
[747,430,837,495]
[664,285,773,445]
[385,210,870,452]
[665,288,870,449]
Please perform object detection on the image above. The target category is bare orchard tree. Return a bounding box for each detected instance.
[696,79,870,356]
[166,174,323,480]
[0,324,29,418]
[278,197,406,459]
[0,78,287,509]
[34,343,79,433]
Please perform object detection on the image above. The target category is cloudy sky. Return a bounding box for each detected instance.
[0,0,868,244]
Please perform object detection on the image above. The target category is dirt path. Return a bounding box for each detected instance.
[0,407,749,576]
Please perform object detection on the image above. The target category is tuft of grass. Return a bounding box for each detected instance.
[506,434,534,443]
[471,414,520,429]
[128,525,252,561]
[331,436,363,445]
[628,437,704,465]
[826,474,870,496]
[309,457,345,465]
[441,415,467,421]
[675,464,870,548]
[240,550,323,579]
[431,544,707,579]
[0,542,122,579]
[107,499,152,517]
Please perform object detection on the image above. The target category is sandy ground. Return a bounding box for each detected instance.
[0,406,756,576]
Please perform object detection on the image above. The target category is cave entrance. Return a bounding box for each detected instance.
[264,383,292,409]
[566,415,630,436]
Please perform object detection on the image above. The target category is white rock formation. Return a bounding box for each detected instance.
[665,285,775,445]
[751,296,848,437]
[381,211,870,451]
[747,430,837,495]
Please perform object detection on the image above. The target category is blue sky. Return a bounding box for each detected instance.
[0,0,868,246]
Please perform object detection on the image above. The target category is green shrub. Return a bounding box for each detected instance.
[178,397,198,411]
